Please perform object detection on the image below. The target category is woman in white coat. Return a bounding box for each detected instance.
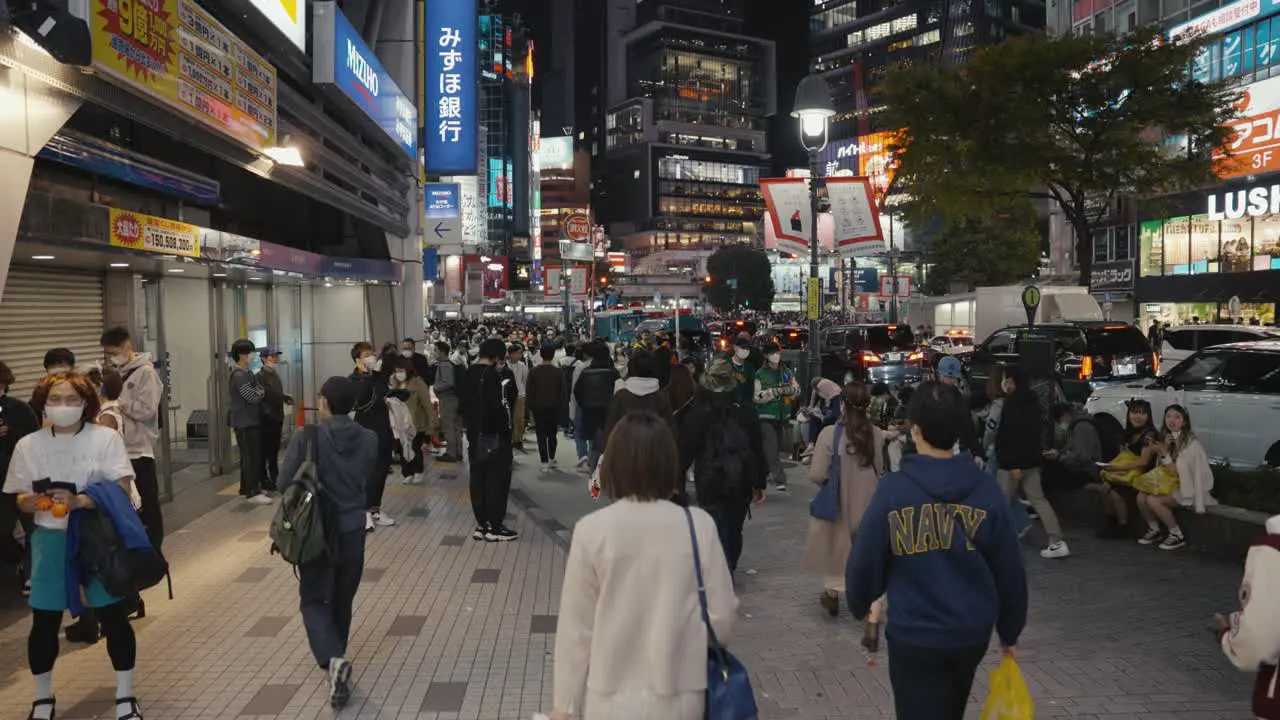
[550,411,738,720]
[1216,514,1280,719]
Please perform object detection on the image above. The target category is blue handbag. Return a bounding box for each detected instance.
[682,507,758,720]
[809,423,843,522]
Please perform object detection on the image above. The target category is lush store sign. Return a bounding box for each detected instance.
[313,2,416,158]
[425,0,479,174]
[1205,183,1280,218]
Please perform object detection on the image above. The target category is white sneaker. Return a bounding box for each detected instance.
[575,456,589,469]
[372,511,396,527]
[549,457,558,468]
[401,474,416,485]
[1040,541,1071,559]
[539,463,551,473]
[801,443,816,458]
[248,493,274,505]
[365,512,375,533]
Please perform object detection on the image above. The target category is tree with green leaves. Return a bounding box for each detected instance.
[920,201,1044,295]
[880,25,1239,287]
[705,246,775,313]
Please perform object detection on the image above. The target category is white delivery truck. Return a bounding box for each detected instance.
[927,285,1104,343]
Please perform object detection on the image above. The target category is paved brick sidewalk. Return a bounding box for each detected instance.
[0,466,562,720]
[512,443,1257,720]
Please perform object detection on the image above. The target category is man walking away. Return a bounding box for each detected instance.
[432,341,463,463]
[996,365,1068,559]
[229,339,272,505]
[462,339,519,542]
[508,343,529,451]
[256,346,292,492]
[754,341,799,491]
[679,359,766,574]
[279,377,376,709]
[847,381,1028,720]
[349,342,395,530]
[527,345,565,471]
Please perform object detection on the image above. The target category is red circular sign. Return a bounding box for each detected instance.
[562,213,592,242]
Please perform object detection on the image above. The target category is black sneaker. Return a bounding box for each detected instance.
[472,524,489,541]
[1158,532,1186,551]
[64,618,100,645]
[1138,527,1163,545]
[329,657,352,708]
[485,525,519,542]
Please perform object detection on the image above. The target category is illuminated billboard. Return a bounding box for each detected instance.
[538,136,573,170]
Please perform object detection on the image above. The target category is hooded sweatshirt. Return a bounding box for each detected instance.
[278,417,377,535]
[603,377,673,445]
[846,452,1028,649]
[1221,515,1280,720]
[116,353,163,458]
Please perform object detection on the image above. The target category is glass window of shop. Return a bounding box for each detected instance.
[1139,301,1276,328]
[1138,214,1280,276]
[657,157,761,185]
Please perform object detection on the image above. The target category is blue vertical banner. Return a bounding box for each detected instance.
[425,0,478,175]
[422,248,439,281]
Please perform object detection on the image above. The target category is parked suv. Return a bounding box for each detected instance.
[1086,339,1280,468]
[965,322,1156,399]
[820,324,922,387]
[1158,324,1280,372]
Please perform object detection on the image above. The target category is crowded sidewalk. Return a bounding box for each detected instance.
[513,446,1255,719]
[0,467,561,720]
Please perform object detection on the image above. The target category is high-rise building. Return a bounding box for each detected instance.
[810,0,1045,145]
[595,0,776,288]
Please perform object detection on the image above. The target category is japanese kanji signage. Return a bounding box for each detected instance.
[90,0,277,152]
[425,0,478,174]
[313,2,416,158]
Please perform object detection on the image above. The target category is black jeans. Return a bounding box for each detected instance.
[887,636,988,720]
[401,431,428,476]
[532,408,559,463]
[235,426,265,498]
[261,420,284,490]
[367,432,392,510]
[30,602,135,675]
[298,530,365,668]
[701,500,749,573]
[468,434,514,527]
[130,457,164,550]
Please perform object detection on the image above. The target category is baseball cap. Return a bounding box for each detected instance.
[937,355,963,379]
[259,346,282,357]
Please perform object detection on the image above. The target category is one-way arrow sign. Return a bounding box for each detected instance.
[430,220,461,246]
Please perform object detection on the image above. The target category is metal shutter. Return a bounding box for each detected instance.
[0,267,105,398]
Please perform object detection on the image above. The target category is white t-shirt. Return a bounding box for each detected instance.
[2,424,135,530]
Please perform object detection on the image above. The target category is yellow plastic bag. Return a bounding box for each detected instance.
[979,657,1034,720]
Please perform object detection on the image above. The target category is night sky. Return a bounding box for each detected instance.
[516,0,811,175]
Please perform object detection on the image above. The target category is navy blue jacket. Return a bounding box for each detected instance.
[846,452,1028,649]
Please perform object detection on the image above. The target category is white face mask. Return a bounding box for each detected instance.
[767,353,781,365]
[46,404,84,427]
[110,353,129,367]
[733,348,750,361]
[401,349,413,358]
[393,370,407,382]
[362,356,378,371]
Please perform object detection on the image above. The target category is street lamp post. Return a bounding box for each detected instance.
[792,73,835,394]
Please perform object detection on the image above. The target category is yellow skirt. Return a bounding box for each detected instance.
[1101,450,1142,487]
[1133,465,1179,497]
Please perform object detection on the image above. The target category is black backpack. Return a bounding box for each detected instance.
[697,403,755,499]
[76,504,170,600]
[270,426,329,567]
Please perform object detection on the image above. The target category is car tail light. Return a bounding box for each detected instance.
[1079,355,1094,380]
[860,350,881,364]
[907,351,923,362]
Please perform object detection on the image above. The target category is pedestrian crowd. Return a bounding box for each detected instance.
[0,314,1276,720]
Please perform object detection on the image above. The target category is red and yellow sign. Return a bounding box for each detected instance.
[1216,75,1280,179]
[857,130,902,204]
[90,0,277,151]
[108,208,200,258]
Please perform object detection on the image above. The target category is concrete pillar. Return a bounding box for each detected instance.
[0,66,80,299]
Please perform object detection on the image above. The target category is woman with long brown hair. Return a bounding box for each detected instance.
[802,382,886,650]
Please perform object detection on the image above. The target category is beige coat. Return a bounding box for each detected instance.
[803,423,885,578]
